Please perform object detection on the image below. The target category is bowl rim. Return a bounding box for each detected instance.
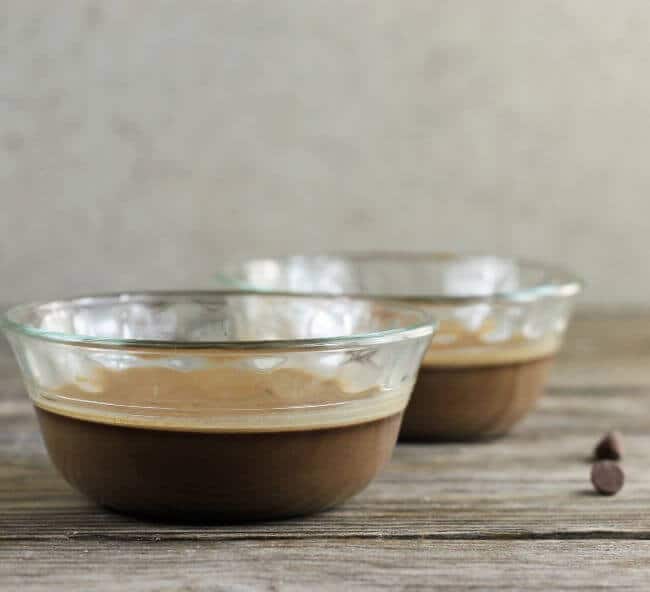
[214,251,584,304]
[1,290,436,351]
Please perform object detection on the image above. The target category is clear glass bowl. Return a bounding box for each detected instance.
[2,291,434,521]
[215,253,582,441]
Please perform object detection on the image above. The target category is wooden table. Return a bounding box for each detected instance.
[1,313,649,590]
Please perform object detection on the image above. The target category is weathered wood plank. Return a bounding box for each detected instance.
[552,312,650,387]
[2,539,650,591]
[1,384,649,541]
[1,312,650,589]
[1,315,650,542]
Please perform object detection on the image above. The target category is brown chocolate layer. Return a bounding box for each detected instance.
[400,356,553,441]
[36,407,401,522]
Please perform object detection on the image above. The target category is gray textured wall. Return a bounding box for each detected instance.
[2,1,650,306]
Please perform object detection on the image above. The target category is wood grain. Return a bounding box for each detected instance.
[552,311,650,387]
[1,312,650,590]
[3,539,650,591]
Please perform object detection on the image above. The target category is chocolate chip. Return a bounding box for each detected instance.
[594,431,623,461]
[591,460,624,495]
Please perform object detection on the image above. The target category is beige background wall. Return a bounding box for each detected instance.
[2,1,649,306]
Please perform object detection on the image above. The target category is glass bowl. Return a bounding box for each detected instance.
[215,253,582,441]
[2,291,434,521]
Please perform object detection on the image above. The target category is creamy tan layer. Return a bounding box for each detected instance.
[31,366,409,432]
[422,329,562,367]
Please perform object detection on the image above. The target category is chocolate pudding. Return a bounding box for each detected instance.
[400,325,560,441]
[34,365,406,521]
